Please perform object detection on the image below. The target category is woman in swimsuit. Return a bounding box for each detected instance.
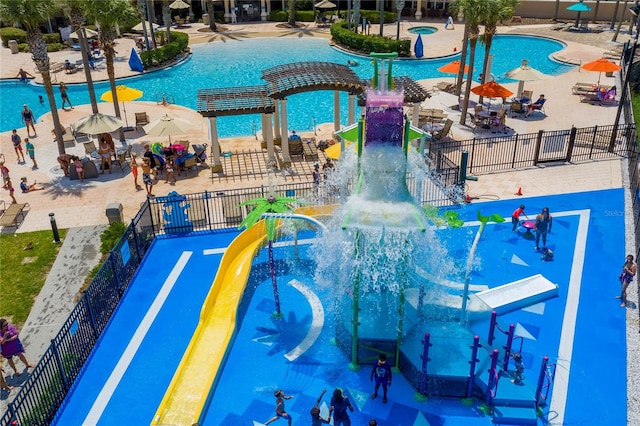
[21,105,36,137]
[74,158,85,181]
[98,138,113,174]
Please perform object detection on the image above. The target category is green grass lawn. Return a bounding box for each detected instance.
[0,229,68,328]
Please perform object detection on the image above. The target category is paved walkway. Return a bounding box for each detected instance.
[0,19,637,419]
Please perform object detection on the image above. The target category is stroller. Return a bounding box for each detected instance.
[192,143,208,164]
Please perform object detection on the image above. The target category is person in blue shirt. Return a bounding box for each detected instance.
[19,177,43,193]
[289,130,301,141]
[330,388,354,426]
[370,353,392,403]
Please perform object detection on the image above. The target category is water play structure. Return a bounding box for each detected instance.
[151,53,560,426]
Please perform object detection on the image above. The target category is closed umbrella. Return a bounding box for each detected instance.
[73,113,123,135]
[567,1,592,28]
[505,59,549,98]
[132,21,160,32]
[581,57,621,85]
[143,114,192,144]
[69,28,98,39]
[169,0,190,9]
[100,85,143,131]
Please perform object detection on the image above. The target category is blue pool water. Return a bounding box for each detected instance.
[408,26,438,35]
[0,35,572,136]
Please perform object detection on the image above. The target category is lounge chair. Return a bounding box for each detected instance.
[111,151,129,172]
[580,86,617,104]
[434,81,454,93]
[526,98,546,116]
[83,141,99,159]
[135,112,149,129]
[510,102,525,117]
[62,126,76,148]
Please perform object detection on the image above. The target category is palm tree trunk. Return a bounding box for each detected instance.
[105,47,125,141]
[138,0,150,50]
[460,38,477,126]
[479,36,494,105]
[77,29,99,114]
[553,0,560,22]
[288,0,296,27]
[455,23,469,97]
[613,0,629,41]
[147,0,157,49]
[593,0,601,24]
[43,72,65,155]
[163,3,172,43]
[611,0,621,30]
[207,1,217,31]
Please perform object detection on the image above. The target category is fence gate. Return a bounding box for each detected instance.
[534,129,573,163]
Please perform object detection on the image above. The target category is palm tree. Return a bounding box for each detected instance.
[0,0,66,154]
[239,193,299,319]
[450,0,484,126]
[206,0,217,31]
[288,0,297,28]
[162,0,172,44]
[64,0,99,114]
[553,0,560,21]
[478,0,519,104]
[83,0,137,142]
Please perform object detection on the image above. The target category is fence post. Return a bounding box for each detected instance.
[465,335,481,401]
[480,349,500,415]
[415,332,431,401]
[588,125,598,159]
[130,219,141,262]
[204,190,213,231]
[51,339,70,391]
[566,126,577,162]
[535,356,549,409]
[612,41,637,151]
[488,311,497,345]
[147,197,156,235]
[469,138,477,174]
[533,130,544,165]
[502,323,515,370]
[109,253,123,295]
[84,290,99,338]
[510,134,519,168]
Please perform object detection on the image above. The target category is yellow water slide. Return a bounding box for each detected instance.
[151,206,336,425]
[151,222,267,426]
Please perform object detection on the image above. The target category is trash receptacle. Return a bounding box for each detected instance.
[203,13,210,26]
[106,203,124,224]
[8,40,19,54]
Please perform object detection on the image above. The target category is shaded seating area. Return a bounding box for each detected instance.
[302,138,319,160]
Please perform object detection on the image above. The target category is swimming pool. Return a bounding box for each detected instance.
[408,26,438,35]
[0,35,573,136]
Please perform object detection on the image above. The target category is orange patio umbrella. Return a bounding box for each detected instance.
[581,57,622,85]
[437,60,472,75]
[471,81,514,98]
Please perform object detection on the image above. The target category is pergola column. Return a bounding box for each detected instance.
[279,98,291,164]
[260,0,268,21]
[273,100,281,142]
[333,91,340,131]
[224,0,231,23]
[207,117,223,172]
[262,113,275,163]
[415,0,423,19]
[412,102,421,127]
[348,93,356,125]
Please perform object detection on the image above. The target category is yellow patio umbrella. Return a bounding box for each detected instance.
[100,85,143,131]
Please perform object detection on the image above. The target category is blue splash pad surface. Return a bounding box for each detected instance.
[52,189,626,426]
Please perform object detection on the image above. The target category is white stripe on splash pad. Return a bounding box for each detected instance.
[83,251,192,425]
[548,209,590,425]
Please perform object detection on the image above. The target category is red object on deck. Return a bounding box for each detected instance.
[516,187,523,196]
[465,194,471,203]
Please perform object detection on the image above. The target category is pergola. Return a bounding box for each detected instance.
[197,61,430,171]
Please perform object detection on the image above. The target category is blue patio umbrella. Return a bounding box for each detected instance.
[567,0,592,28]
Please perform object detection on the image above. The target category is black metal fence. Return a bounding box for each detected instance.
[0,203,154,426]
[426,123,637,176]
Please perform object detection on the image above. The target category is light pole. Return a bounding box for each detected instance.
[396,0,405,40]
